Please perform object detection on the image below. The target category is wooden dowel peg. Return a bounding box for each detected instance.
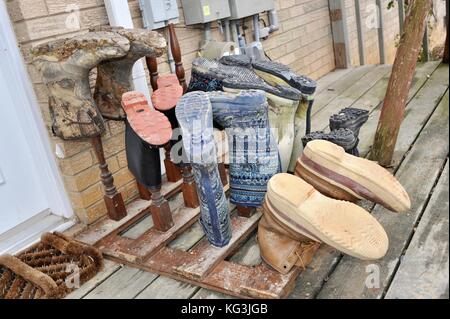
[91,135,127,221]
[181,166,200,209]
[149,185,174,232]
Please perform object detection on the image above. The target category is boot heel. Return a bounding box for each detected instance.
[295,161,359,202]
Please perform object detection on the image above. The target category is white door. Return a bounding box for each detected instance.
[0,1,72,241]
[0,64,50,234]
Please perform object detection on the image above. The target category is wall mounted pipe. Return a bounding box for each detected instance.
[166,28,176,74]
[223,19,231,42]
[253,14,261,41]
[230,20,239,45]
[268,9,279,33]
[204,22,213,42]
[104,0,152,103]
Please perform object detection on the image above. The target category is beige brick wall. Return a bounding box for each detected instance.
[5,0,401,225]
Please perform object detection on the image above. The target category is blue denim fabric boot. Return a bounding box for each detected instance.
[176,91,232,247]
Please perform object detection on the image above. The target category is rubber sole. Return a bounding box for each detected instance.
[219,55,252,68]
[121,91,172,147]
[175,91,216,165]
[191,57,302,101]
[329,108,369,137]
[252,60,317,95]
[300,140,411,213]
[266,173,389,260]
[175,92,231,247]
[151,83,183,111]
[302,129,358,152]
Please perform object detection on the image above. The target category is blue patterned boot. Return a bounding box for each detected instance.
[188,57,301,172]
[175,92,232,247]
[208,90,281,208]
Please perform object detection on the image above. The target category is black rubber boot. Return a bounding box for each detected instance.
[302,129,359,156]
[329,108,369,138]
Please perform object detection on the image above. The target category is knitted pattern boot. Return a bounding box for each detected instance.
[208,90,281,207]
[188,57,300,172]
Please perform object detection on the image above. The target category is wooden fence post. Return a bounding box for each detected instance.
[370,0,433,166]
[329,0,351,68]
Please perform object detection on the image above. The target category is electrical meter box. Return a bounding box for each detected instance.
[181,0,231,25]
[228,0,274,19]
[139,0,180,30]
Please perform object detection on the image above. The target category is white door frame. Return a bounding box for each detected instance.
[0,1,73,219]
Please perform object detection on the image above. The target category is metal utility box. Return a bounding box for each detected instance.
[139,0,180,30]
[181,0,231,25]
[228,0,274,19]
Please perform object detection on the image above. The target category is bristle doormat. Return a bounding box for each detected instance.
[0,232,103,299]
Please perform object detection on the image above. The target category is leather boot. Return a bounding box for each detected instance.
[31,32,130,140]
[258,202,319,274]
[262,173,389,262]
[295,140,411,212]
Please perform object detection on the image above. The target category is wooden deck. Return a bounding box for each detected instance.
[66,62,449,300]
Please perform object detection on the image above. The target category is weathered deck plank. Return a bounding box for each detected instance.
[385,162,449,299]
[83,266,158,299]
[315,68,354,95]
[312,65,376,115]
[311,64,391,131]
[316,89,449,299]
[65,260,122,299]
[358,63,447,158]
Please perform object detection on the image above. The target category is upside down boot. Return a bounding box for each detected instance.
[188,57,301,172]
[176,92,232,247]
[264,173,389,261]
[94,27,166,120]
[208,90,281,208]
[295,140,411,212]
[31,32,131,139]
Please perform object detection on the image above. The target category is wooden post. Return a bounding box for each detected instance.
[181,166,200,209]
[355,0,366,65]
[149,185,174,232]
[146,56,159,92]
[91,135,127,221]
[137,181,152,201]
[329,0,351,68]
[370,0,433,166]
[168,23,187,92]
[237,206,257,218]
[218,163,228,187]
[164,143,183,183]
[376,0,386,64]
